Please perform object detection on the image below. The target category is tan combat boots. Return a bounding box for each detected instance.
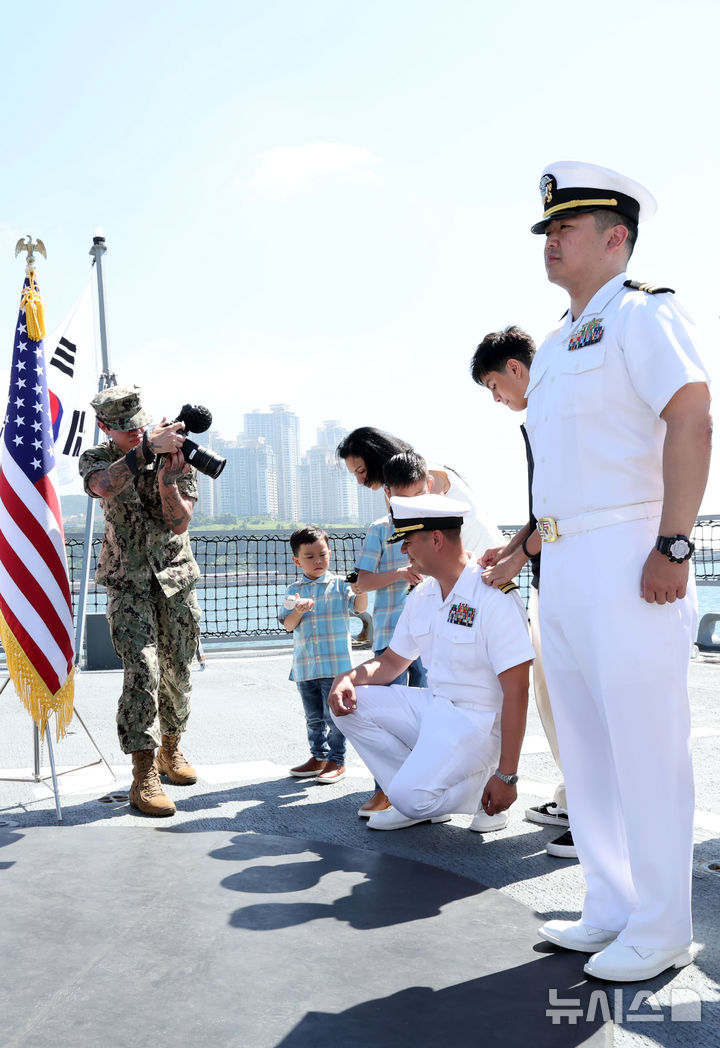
[129,750,176,817]
[156,734,198,785]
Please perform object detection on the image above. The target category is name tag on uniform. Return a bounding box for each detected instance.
[447,602,476,627]
[568,318,604,352]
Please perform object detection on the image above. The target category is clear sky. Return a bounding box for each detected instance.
[1,0,718,520]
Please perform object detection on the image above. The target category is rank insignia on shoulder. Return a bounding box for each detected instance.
[447,602,476,627]
[623,279,675,295]
[568,318,604,352]
[499,582,519,595]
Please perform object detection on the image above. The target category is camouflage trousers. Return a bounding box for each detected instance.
[107,578,202,754]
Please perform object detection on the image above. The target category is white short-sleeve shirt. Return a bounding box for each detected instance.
[525,273,709,520]
[389,560,535,711]
[429,464,504,558]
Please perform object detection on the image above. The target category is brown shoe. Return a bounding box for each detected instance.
[129,751,176,817]
[315,761,346,784]
[156,734,197,785]
[290,757,328,778]
[358,789,391,818]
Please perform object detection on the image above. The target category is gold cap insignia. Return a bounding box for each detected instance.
[540,174,554,205]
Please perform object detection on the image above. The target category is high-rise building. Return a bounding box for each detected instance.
[195,409,383,526]
[353,475,384,525]
[194,430,221,518]
[215,438,278,519]
[313,421,358,523]
[244,405,300,521]
[316,420,347,452]
[298,443,357,524]
[294,419,382,525]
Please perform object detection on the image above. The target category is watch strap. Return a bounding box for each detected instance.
[141,430,156,464]
[124,447,140,476]
[494,771,518,786]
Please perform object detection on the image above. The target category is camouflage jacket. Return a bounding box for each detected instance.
[79,441,200,598]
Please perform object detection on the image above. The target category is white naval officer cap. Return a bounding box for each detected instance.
[387,493,470,545]
[531,160,657,234]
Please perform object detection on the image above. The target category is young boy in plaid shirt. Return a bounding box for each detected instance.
[280,526,367,784]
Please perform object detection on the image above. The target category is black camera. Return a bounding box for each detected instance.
[173,404,226,479]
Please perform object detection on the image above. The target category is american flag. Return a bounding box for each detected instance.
[0,275,75,738]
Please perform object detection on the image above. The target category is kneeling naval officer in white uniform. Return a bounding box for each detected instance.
[328,494,535,831]
[527,161,712,982]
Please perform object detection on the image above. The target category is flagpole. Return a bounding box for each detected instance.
[61,233,117,786]
[74,234,115,669]
[90,234,114,379]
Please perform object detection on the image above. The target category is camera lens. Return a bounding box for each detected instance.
[182,439,226,479]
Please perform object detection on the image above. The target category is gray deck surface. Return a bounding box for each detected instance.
[0,646,718,1047]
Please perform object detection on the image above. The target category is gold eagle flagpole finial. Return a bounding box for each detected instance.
[14,235,47,341]
[15,234,47,269]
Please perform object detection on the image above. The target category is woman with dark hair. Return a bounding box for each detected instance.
[336,427,412,491]
[337,426,503,561]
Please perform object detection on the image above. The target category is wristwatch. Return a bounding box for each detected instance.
[655,534,694,563]
[494,770,519,786]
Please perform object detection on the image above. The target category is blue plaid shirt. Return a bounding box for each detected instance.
[355,515,410,650]
[279,571,356,682]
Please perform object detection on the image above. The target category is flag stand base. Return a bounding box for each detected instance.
[0,677,116,824]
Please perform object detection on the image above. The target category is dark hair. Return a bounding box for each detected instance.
[592,209,637,257]
[290,526,329,555]
[383,451,429,490]
[336,427,413,488]
[470,325,536,384]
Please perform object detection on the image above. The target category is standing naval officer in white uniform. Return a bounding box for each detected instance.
[328,494,535,832]
[526,161,712,982]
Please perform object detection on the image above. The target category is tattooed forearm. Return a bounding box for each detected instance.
[88,453,140,498]
[159,479,194,534]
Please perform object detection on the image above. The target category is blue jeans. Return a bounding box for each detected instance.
[374,647,428,688]
[296,677,346,764]
[370,649,428,788]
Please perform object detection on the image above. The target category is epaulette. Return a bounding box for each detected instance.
[623,280,675,295]
[499,581,519,595]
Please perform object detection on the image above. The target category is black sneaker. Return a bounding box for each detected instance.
[525,801,570,827]
[546,829,577,859]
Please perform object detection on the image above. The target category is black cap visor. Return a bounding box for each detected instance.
[531,187,640,234]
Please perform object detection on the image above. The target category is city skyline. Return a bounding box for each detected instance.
[194,404,384,526]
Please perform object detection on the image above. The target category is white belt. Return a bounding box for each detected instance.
[537,500,663,542]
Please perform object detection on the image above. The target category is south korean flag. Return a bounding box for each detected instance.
[46,281,100,491]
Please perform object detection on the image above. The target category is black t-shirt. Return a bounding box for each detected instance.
[520,424,541,590]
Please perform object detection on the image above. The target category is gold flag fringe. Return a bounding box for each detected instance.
[0,611,74,741]
[20,269,46,341]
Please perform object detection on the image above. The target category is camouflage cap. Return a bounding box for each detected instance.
[90,386,151,431]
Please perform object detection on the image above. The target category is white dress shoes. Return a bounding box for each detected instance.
[367,806,452,831]
[468,809,508,833]
[538,919,620,953]
[584,940,693,982]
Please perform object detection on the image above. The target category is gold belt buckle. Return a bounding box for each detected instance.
[537,517,559,543]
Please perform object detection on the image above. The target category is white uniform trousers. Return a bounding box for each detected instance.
[539,516,696,949]
[331,685,500,819]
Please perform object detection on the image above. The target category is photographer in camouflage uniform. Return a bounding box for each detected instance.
[79,387,202,817]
